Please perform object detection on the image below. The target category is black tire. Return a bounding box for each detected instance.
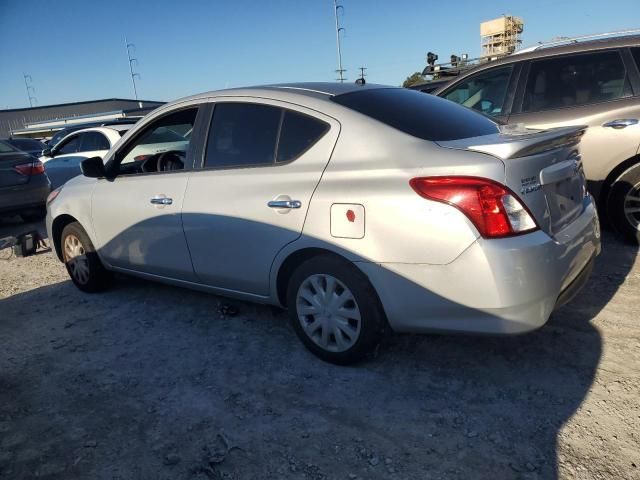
[20,207,46,223]
[286,255,387,365]
[606,164,640,245]
[60,222,111,292]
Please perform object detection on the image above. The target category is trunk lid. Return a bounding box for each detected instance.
[0,148,37,188]
[437,125,587,237]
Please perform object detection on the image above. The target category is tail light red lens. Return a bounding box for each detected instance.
[14,160,45,176]
[410,176,538,238]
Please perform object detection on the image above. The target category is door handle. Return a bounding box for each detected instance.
[150,196,173,205]
[602,119,638,129]
[267,199,301,209]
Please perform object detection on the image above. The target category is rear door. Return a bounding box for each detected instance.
[182,99,339,295]
[508,49,640,198]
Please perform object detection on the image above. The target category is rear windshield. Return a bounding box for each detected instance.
[331,88,499,141]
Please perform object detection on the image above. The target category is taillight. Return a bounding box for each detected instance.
[14,160,45,176]
[410,176,538,238]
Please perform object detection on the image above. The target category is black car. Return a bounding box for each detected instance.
[3,138,47,158]
[0,140,50,222]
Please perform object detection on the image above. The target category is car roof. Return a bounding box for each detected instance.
[434,34,640,92]
[164,82,391,108]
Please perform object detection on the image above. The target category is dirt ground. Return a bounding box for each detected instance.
[0,217,638,480]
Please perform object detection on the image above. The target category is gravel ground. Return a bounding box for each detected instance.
[0,217,639,480]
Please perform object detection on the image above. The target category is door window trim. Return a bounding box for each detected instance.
[196,100,330,172]
[512,48,633,115]
[103,104,204,179]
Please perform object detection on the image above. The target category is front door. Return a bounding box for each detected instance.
[91,106,201,281]
[182,99,339,295]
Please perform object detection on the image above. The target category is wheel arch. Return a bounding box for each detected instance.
[51,214,79,261]
[600,154,640,208]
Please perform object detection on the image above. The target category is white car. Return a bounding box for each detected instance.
[41,126,132,189]
[42,124,190,189]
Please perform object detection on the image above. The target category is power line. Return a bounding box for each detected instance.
[125,36,141,103]
[23,74,37,107]
[333,0,346,82]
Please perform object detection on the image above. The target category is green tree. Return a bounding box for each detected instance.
[402,72,423,88]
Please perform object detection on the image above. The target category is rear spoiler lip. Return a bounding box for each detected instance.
[436,125,588,160]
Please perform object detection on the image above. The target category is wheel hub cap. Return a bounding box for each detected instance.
[63,234,90,285]
[296,274,362,353]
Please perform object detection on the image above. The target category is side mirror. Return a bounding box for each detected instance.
[81,156,106,178]
[42,147,52,158]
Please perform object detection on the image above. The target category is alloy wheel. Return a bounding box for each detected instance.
[623,181,640,231]
[296,274,362,352]
[63,234,90,285]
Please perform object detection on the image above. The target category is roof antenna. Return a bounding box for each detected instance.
[355,66,366,85]
[125,36,142,107]
[333,0,346,82]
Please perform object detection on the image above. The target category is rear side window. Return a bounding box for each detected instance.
[522,51,631,112]
[0,141,17,153]
[442,65,513,116]
[277,111,329,162]
[332,88,499,141]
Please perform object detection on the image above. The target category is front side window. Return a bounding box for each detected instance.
[116,108,198,175]
[80,132,110,151]
[522,51,631,113]
[442,65,513,116]
[56,135,80,155]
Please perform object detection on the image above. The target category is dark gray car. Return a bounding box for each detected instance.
[0,140,50,222]
[435,34,640,243]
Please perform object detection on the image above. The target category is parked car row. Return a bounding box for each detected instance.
[423,34,640,244]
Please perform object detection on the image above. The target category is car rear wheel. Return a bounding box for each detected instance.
[607,164,640,245]
[286,255,386,365]
[61,222,111,292]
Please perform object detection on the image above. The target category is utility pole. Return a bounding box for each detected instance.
[333,0,346,82]
[125,36,141,105]
[23,74,37,107]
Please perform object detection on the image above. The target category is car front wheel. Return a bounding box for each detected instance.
[286,255,386,364]
[61,222,111,292]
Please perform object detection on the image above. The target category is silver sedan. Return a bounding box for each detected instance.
[46,83,601,364]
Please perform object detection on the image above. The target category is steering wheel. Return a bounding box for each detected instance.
[157,150,185,172]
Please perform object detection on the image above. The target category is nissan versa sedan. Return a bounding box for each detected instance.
[46,83,601,364]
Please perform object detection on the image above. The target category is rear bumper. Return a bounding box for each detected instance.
[357,196,600,335]
[0,175,50,215]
